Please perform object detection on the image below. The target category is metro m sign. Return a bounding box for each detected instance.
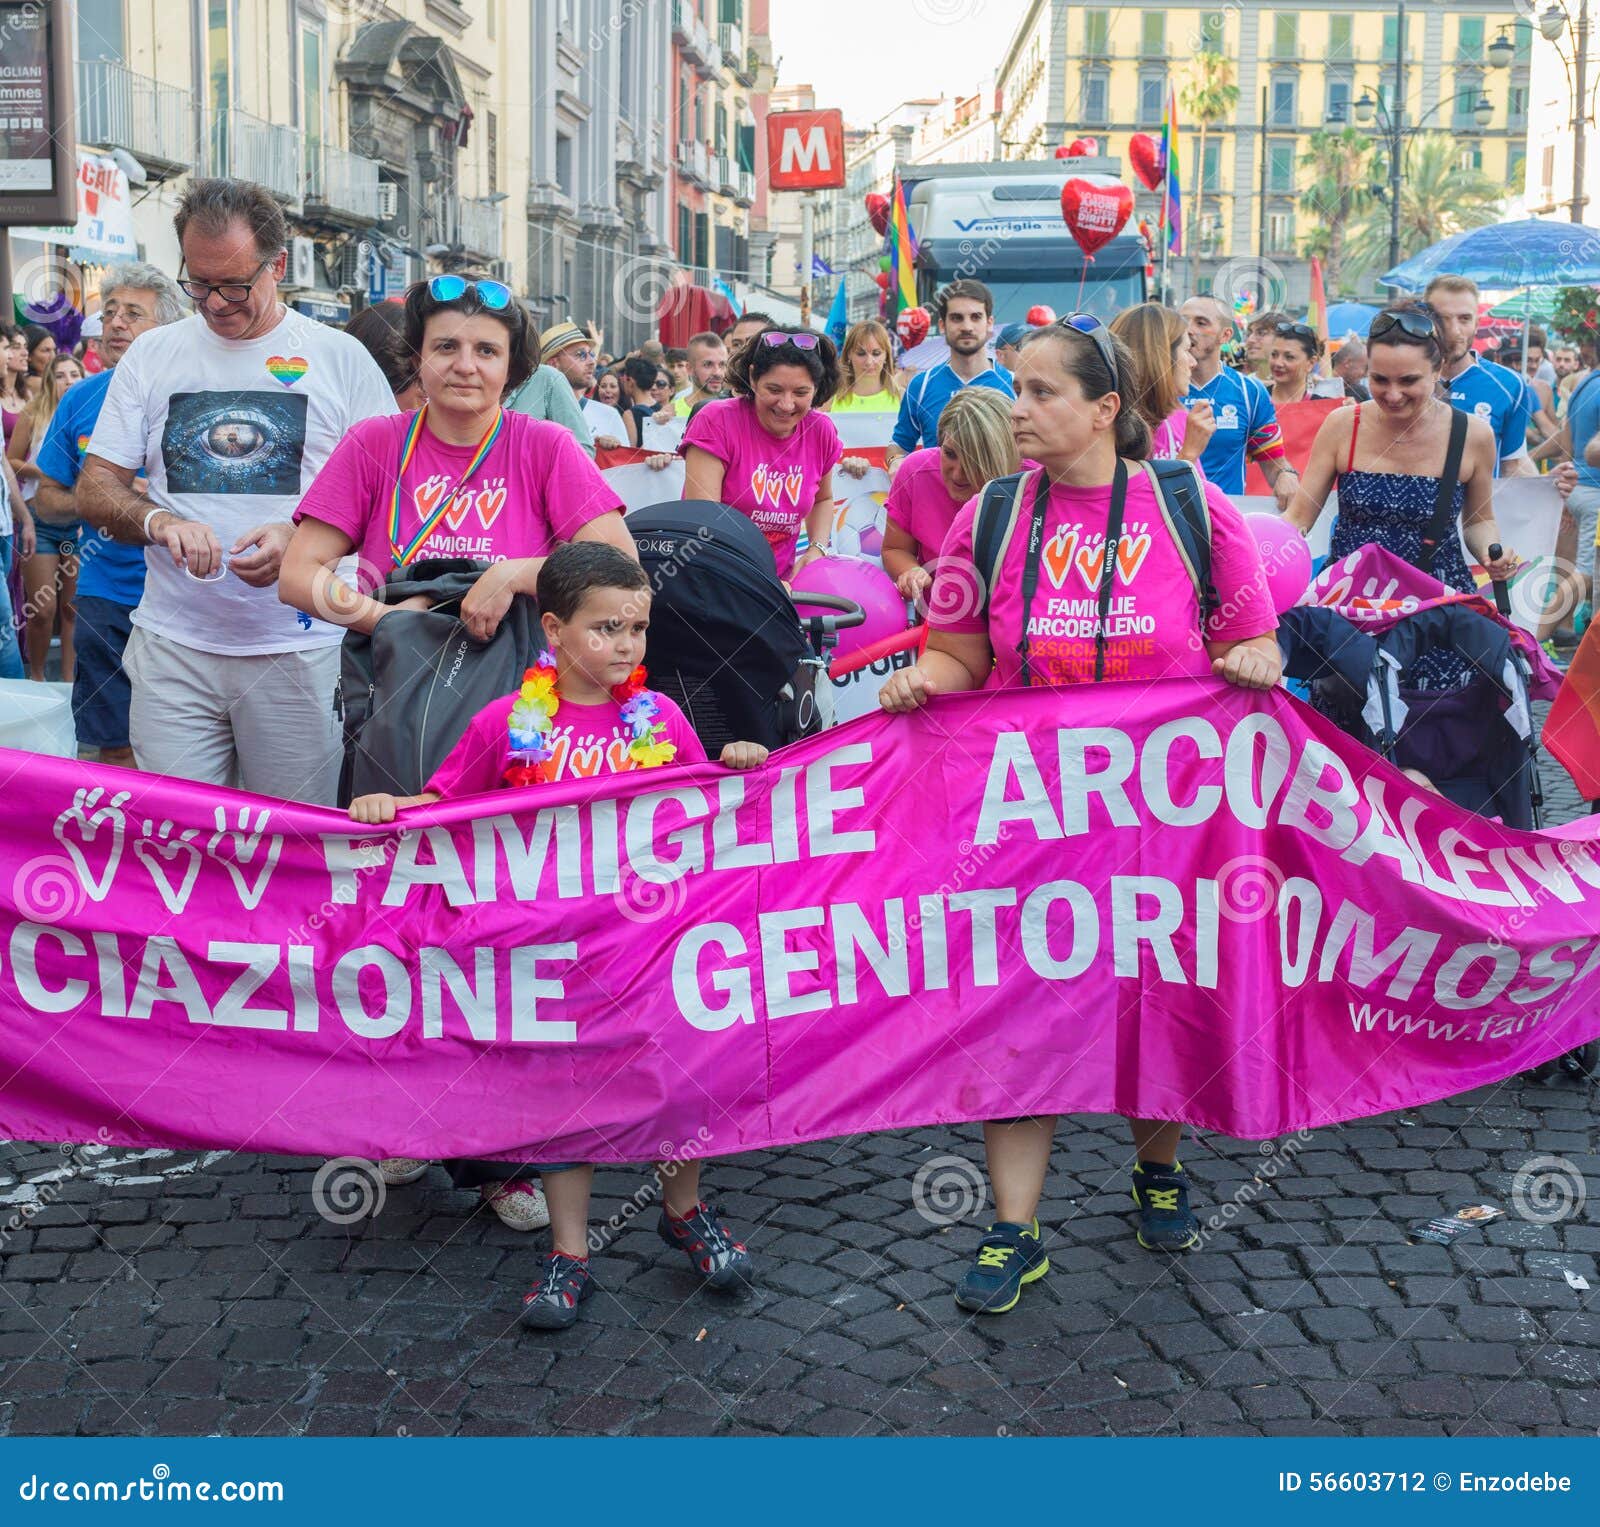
[766,109,846,191]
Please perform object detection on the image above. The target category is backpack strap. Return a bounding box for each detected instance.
[973,470,1031,627]
[1140,458,1218,623]
[1417,406,1468,575]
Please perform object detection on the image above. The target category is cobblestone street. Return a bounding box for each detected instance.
[0,727,1595,1439]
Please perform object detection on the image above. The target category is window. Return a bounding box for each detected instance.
[1082,70,1109,126]
[715,103,728,155]
[1267,139,1296,192]
[1270,75,1297,126]
[1200,139,1221,192]
[1328,13,1353,62]
[1382,13,1408,61]
[300,27,323,186]
[1541,144,1556,196]
[1458,147,1483,172]
[678,74,689,141]
[1508,85,1528,126]
[77,0,125,61]
[1139,72,1165,125]
[487,111,498,196]
[1508,147,1526,188]
[1453,73,1483,127]
[1199,11,1226,49]
[1326,75,1352,125]
[1458,17,1483,59]
[1084,10,1109,55]
[556,134,574,197]
[1273,14,1297,58]
[1267,211,1295,253]
[736,122,755,172]
[1514,19,1533,59]
[1141,12,1165,54]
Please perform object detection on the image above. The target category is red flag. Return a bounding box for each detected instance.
[1545,625,1600,801]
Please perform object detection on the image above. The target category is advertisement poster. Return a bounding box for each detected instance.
[0,2,54,193]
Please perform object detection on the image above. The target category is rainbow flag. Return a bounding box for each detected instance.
[1308,256,1327,342]
[1160,85,1182,254]
[1546,623,1600,801]
[890,177,918,314]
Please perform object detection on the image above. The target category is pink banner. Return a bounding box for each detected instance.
[3,680,1599,1162]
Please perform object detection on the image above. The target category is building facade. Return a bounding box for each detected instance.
[993,0,1535,308]
[1524,6,1598,223]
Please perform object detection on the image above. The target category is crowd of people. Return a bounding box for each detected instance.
[7,171,1598,1332]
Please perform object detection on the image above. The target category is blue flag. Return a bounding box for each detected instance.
[824,278,848,346]
[811,253,835,278]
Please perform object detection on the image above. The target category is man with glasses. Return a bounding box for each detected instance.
[506,320,596,456]
[76,178,395,805]
[541,320,625,449]
[1424,274,1535,478]
[1179,296,1299,509]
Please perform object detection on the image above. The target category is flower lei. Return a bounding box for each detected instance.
[504,651,678,787]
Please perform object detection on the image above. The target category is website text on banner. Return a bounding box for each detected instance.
[3,682,1599,1161]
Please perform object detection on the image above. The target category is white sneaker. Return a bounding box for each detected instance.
[481,1180,551,1231]
[378,1157,430,1186]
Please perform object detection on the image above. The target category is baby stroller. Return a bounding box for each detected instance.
[1277,548,1596,1081]
[629,500,864,755]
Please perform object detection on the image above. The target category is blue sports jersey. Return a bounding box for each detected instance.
[1569,373,1600,491]
[891,362,1014,452]
[1182,367,1283,496]
[36,368,147,607]
[1443,356,1530,474]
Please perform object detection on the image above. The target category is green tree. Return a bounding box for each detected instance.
[1345,133,1504,283]
[1181,52,1239,270]
[1297,129,1374,298]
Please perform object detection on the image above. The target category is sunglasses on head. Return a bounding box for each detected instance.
[1055,312,1120,388]
[1369,308,1439,344]
[759,330,820,350]
[1274,321,1321,347]
[426,274,513,311]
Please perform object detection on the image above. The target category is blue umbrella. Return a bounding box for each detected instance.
[1381,219,1600,291]
[1321,301,1383,338]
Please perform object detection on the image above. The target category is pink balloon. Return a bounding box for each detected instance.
[1244,512,1313,614]
[791,554,909,662]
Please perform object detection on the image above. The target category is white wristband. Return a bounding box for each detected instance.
[142,505,170,543]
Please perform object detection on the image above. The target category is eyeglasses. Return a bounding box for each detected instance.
[1369,308,1440,345]
[1274,321,1321,348]
[1055,312,1120,388]
[177,255,276,307]
[426,274,513,311]
[760,331,820,350]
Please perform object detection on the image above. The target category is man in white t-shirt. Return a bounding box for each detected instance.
[541,320,626,448]
[77,178,394,804]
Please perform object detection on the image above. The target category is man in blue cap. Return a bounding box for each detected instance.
[995,322,1031,376]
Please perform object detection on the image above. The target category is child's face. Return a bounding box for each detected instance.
[547,585,651,691]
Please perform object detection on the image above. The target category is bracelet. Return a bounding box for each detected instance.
[141,505,171,543]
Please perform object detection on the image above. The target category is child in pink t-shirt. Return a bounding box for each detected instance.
[882,387,1022,603]
[350,541,768,1332]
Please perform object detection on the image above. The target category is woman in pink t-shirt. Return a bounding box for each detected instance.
[680,328,844,581]
[1110,302,1214,466]
[280,275,632,643]
[878,318,1281,1315]
[882,386,1020,603]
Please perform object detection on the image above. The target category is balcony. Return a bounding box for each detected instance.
[677,140,709,185]
[713,154,738,195]
[75,58,195,179]
[214,108,302,202]
[449,195,503,260]
[735,168,755,205]
[694,26,720,77]
[303,143,385,226]
[671,0,695,46]
[727,27,758,86]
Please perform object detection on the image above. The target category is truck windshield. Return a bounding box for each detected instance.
[979,274,1145,324]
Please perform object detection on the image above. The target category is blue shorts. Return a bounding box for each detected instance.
[72,596,135,749]
[30,510,79,557]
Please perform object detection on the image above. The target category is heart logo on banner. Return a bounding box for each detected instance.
[1060,176,1134,257]
[1128,133,1164,191]
[1041,527,1079,589]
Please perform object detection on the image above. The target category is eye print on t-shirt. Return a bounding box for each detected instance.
[161,391,309,495]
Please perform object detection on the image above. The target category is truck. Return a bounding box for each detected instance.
[902,157,1150,323]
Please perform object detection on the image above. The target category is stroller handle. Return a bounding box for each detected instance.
[791,591,867,630]
[1486,544,1513,619]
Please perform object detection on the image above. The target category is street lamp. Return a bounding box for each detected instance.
[1489,28,1517,69]
[1532,1,1594,223]
[1542,4,1569,42]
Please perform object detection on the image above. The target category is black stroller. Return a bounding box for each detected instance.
[628,500,864,755]
[1276,577,1596,1081]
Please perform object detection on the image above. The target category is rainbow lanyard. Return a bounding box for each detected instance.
[388,403,505,567]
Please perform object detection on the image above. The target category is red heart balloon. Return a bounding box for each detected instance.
[1069,137,1098,157]
[873,269,892,290]
[1053,144,1075,159]
[1060,176,1133,258]
[896,306,930,348]
[1025,305,1057,326]
[865,193,890,237]
[1128,132,1164,191]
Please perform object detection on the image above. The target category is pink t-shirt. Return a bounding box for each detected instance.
[886,450,1043,563]
[295,408,621,590]
[681,397,843,578]
[930,467,1275,687]
[1150,409,1189,461]
[425,688,707,800]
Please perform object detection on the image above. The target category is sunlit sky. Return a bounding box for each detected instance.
[768,0,1032,129]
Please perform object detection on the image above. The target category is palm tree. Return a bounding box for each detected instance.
[1297,129,1374,298]
[1180,52,1239,283]
[1344,132,1504,284]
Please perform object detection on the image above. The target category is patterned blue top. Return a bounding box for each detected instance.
[1333,466,1473,692]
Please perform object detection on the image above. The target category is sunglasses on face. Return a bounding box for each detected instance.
[177,254,276,307]
[760,331,820,350]
[1369,308,1439,344]
[427,274,513,311]
[1055,311,1120,388]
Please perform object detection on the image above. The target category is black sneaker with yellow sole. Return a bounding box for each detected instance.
[953,1219,1050,1314]
[1131,1160,1201,1252]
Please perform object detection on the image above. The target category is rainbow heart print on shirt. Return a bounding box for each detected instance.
[265,355,309,388]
